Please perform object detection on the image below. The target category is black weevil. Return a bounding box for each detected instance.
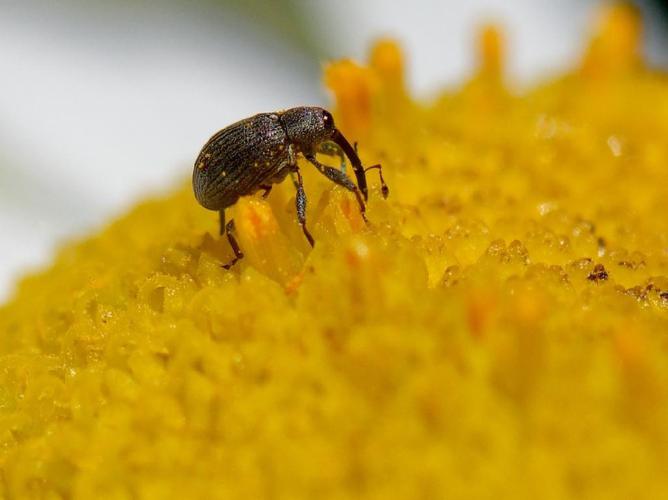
[193,106,387,268]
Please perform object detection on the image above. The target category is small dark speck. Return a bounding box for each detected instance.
[588,263,609,282]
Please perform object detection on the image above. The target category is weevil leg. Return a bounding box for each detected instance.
[219,209,242,266]
[316,141,347,174]
[218,209,226,236]
[259,184,273,198]
[222,219,244,269]
[330,129,368,201]
[291,168,315,247]
[305,153,367,223]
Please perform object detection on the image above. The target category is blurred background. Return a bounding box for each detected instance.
[1,0,667,302]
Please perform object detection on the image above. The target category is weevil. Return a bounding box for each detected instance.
[193,106,388,268]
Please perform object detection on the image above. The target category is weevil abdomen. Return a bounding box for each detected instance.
[193,113,289,210]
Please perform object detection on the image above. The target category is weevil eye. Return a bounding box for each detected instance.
[322,110,334,130]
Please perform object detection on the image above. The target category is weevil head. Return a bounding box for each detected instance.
[280,107,335,151]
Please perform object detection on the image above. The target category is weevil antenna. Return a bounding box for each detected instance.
[364,164,389,199]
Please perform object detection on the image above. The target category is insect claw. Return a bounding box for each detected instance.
[303,225,315,247]
[222,251,244,270]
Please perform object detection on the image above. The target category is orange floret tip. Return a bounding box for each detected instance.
[314,188,366,243]
[369,38,406,88]
[614,325,646,369]
[477,24,505,79]
[466,291,497,339]
[581,2,643,77]
[233,198,303,284]
[324,59,377,140]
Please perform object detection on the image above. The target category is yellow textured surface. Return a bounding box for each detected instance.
[2,6,668,499]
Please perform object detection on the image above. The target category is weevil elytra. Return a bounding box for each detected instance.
[193,106,388,268]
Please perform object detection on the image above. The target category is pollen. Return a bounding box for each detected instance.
[2,5,668,499]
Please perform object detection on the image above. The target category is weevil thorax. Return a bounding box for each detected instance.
[280,107,335,152]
